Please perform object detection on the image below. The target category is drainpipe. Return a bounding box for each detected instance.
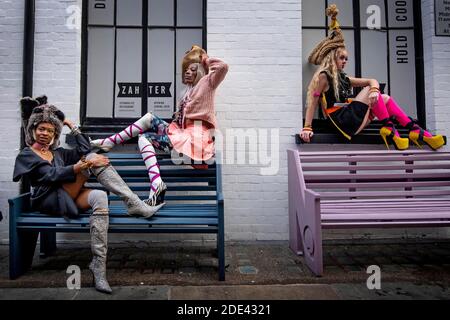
[20,0,35,194]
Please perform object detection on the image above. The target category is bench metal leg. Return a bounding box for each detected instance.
[10,230,39,280]
[40,231,57,257]
[302,190,323,277]
[217,201,225,281]
[289,205,304,256]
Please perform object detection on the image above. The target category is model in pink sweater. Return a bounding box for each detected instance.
[90,46,228,208]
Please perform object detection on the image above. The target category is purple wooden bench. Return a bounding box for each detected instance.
[287,149,450,276]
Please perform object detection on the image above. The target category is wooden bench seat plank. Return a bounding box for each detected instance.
[17,216,218,226]
[89,177,217,183]
[321,203,450,210]
[108,195,217,202]
[304,172,450,182]
[17,225,218,234]
[302,164,450,172]
[115,169,216,177]
[317,189,450,198]
[321,212,450,221]
[322,220,450,228]
[298,150,450,157]
[90,186,217,192]
[110,159,216,167]
[308,181,450,189]
[300,154,450,163]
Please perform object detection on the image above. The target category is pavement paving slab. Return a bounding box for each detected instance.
[0,239,449,300]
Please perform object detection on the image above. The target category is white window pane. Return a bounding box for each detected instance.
[302,0,326,27]
[331,0,353,27]
[177,0,203,27]
[149,0,174,26]
[388,0,414,28]
[389,29,416,117]
[302,29,326,109]
[89,0,114,25]
[341,30,355,80]
[115,29,142,118]
[148,29,175,118]
[87,28,115,118]
[117,0,142,26]
[361,30,388,94]
[176,29,203,102]
[360,0,386,29]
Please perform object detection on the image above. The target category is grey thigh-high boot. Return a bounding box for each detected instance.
[89,163,164,218]
[88,190,112,294]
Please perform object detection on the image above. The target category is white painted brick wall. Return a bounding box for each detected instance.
[208,0,302,240]
[33,0,82,130]
[0,0,24,241]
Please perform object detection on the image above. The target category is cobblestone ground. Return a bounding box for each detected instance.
[0,239,449,289]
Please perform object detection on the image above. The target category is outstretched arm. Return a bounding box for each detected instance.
[348,77,379,90]
[349,77,380,106]
[300,73,328,143]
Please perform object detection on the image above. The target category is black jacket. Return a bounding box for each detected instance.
[13,134,91,219]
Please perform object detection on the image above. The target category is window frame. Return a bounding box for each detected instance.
[302,0,426,133]
[80,0,208,126]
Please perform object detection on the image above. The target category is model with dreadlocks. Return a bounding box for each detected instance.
[300,4,444,150]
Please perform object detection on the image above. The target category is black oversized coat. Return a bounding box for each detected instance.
[13,134,91,219]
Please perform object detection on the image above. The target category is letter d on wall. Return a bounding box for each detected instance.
[67,265,81,290]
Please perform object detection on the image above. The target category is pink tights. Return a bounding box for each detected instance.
[370,94,432,138]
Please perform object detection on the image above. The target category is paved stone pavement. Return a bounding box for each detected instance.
[0,239,449,299]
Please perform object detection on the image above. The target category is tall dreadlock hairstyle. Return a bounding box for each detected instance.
[306,4,347,110]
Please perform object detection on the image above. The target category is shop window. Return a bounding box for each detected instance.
[82,0,206,124]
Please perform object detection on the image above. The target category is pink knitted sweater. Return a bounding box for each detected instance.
[168,57,228,161]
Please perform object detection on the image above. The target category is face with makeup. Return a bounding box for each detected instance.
[184,63,199,85]
[335,48,349,71]
[34,122,56,146]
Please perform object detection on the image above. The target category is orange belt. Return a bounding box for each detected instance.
[325,106,342,115]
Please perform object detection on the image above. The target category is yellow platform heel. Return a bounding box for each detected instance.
[406,118,445,150]
[379,122,409,150]
[409,131,445,150]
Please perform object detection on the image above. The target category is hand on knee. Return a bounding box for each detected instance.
[86,153,110,168]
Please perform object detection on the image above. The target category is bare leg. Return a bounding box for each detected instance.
[75,189,92,211]
[63,173,89,200]
[352,87,373,135]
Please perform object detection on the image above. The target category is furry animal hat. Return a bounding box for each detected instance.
[308,4,346,65]
[181,45,209,84]
[20,95,65,149]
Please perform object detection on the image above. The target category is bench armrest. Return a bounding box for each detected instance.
[304,189,321,200]
[217,191,224,204]
[8,193,31,215]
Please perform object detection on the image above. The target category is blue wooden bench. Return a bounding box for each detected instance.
[287,149,450,276]
[9,152,225,280]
